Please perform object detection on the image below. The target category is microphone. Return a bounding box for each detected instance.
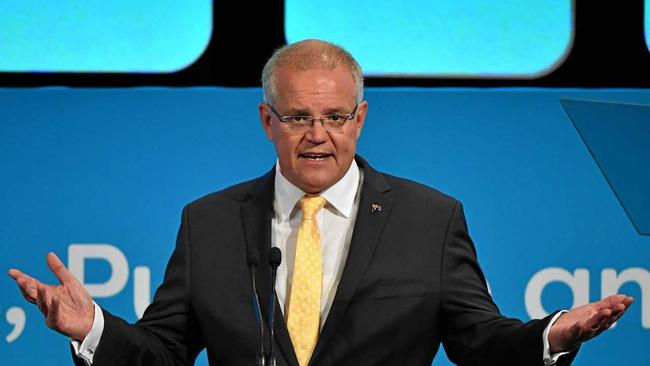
[247,248,266,366]
[267,247,282,366]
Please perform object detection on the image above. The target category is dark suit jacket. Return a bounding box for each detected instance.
[78,156,576,366]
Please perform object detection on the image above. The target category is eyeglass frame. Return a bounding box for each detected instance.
[266,102,359,133]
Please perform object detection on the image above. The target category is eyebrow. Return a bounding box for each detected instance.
[323,106,349,114]
[284,105,350,116]
[284,108,311,116]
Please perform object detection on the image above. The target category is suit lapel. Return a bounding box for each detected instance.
[310,157,394,364]
[241,158,393,366]
[240,168,300,366]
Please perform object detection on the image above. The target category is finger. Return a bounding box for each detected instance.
[36,285,49,316]
[609,303,627,318]
[613,306,628,320]
[16,278,38,304]
[9,268,44,284]
[586,308,620,339]
[596,294,632,310]
[579,322,598,342]
[46,296,61,330]
[605,305,629,327]
[591,324,609,338]
[588,309,611,330]
[8,268,24,280]
[567,321,586,345]
[14,273,42,304]
[46,252,74,285]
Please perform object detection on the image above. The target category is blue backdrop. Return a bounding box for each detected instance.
[1,87,648,365]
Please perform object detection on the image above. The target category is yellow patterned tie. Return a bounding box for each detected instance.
[287,195,326,366]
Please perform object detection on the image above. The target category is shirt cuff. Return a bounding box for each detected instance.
[70,302,104,366]
[543,310,571,366]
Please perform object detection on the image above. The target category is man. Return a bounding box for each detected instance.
[9,39,633,366]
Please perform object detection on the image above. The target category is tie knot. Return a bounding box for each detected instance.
[299,195,326,221]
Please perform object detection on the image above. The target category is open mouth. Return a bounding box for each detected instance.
[299,152,333,160]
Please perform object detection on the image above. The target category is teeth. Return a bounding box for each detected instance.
[301,153,330,160]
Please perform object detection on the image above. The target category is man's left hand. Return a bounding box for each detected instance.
[548,294,634,353]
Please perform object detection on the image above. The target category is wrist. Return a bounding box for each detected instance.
[72,303,97,342]
[548,311,568,353]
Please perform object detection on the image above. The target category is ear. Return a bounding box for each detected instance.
[258,103,274,140]
[353,100,368,139]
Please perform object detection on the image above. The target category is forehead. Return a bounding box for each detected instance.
[273,66,356,109]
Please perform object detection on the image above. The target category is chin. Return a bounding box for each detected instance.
[299,177,334,194]
[302,182,329,194]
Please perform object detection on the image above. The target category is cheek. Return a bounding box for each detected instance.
[275,134,301,157]
[334,133,358,153]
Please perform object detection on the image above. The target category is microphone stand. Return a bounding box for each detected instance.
[267,247,282,366]
[247,248,266,366]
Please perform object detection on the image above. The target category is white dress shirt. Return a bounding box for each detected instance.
[72,158,567,365]
[273,159,362,327]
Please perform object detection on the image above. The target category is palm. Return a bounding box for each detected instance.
[8,252,94,341]
[549,294,634,353]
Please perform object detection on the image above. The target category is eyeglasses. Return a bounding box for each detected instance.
[267,102,358,134]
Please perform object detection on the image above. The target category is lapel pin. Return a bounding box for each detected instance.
[371,203,382,213]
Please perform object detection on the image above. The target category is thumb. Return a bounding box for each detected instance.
[46,252,75,285]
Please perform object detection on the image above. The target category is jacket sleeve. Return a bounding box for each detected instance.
[440,201,577,366]
[87,206,204,366]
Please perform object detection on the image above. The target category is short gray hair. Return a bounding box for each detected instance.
[261,39,364,104]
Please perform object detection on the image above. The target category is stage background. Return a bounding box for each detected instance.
[1,87,648,365]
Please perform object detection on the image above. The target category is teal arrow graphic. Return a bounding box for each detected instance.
[562,98,650,236]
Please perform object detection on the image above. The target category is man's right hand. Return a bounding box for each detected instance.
[8,252,94,341]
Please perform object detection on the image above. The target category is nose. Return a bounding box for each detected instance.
[305,118,329,143]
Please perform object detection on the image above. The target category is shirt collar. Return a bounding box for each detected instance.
[274,159,361,222]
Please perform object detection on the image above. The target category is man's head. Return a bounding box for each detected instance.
[259,39,368,194]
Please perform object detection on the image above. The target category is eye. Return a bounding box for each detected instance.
[285,116,309,123]
[325,114,344,122]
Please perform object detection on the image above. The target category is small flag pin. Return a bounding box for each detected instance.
[371,203,382,212]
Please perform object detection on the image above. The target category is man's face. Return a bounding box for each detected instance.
[259,65,367,194]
